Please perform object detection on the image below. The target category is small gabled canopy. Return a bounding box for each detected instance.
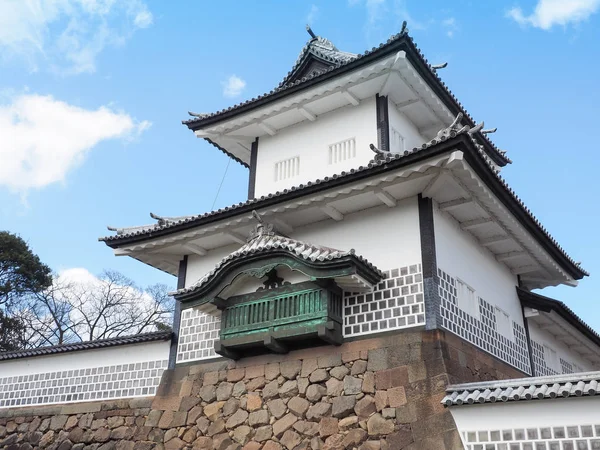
[281,26,357,86]
[173,213,384,303]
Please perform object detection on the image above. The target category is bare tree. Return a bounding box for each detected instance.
[19,270,174,347]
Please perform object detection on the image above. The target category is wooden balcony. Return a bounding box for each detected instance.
[213,281,342,359]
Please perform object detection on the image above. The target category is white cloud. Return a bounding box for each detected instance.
[0,93,150,192]
[0,0,153,74]
[221,75,246,98]
[508,0,600,30]
[442,17,458,38]
[307,4,319,25]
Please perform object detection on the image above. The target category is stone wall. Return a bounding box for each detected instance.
[0,329,525,450]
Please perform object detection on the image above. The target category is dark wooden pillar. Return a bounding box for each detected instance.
[168,255,187,369]
[418,194,441,330]
[248,138,259,200]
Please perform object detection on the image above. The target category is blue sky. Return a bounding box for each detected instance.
[1,1,599,326]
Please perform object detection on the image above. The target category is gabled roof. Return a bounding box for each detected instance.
[281,31,357,86]
[442,371,600,406]
[99,126,587,281]
[183,25,511,167]
[517,288,600,348]
[173,217,384,300]
[0,331,172,361]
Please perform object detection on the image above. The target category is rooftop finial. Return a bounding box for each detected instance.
[400,21,408,35]
[482,128,498,135]
[306,24,317,39]
[248,210,274,241]
[432,62,448,70]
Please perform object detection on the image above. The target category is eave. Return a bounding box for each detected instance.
[518,288,600,363]
[100,133,585,288]
[184,32,510,167]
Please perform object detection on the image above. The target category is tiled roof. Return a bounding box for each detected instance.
[99,128,587,280]
[0,331,172,361]
[174,221,384,296]
[518,288,600,346]
[182,27,510,167]
[442,372,600,406]
[281,36,357,86]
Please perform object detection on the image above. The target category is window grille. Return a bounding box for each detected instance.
[457,279,478,318]
[328,138,356,164]
[274,156,300,181]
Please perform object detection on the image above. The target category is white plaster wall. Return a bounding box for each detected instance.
[0,340,169,379]
[528,320,595,372]
[184,197,422,289]
[451,396,600,432]
[293,198,422,272]
[388,103,426,151]
[434,205,523,322]
[254,98,378,198]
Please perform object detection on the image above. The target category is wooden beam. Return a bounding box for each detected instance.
[272,218,294,235]
[183,243,208,256]
[258,122,277,136]
[461,217,493,230]
[321,205,344,221]
[374,188,397,207]
[422,172,443,198]
[480,235,511,246]
[264,335,287,354]
[114,248,133,256]
[342,90,360,106]
[511,265,539,275]
[396,98,420,109]
[297,107,316,121]
[439,197,472,211]
[496,251,527,262]
[226,231,246,244]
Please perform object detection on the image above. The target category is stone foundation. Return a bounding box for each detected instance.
[0,329,525,450]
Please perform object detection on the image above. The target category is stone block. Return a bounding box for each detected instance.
[375,367,408,390]
[367,414,394,436]
[216,382,234,401]
[387,386,407,408]
[248,410,269,427]
[247,393,262,411]
[351,360,368,375]
[245,365,265,379]
[254,425,273,442]
[367,348,388,372]
[207,418,226,437]
[267,399,287,419]
[318,354,342,368]
[152,394,182,412]
[263,380,280,399]
[306,402,331,421]
[332,396,356,418]
[243,441,262,450]
[281,429,302,450]
[232,425,252,445]
[288,396,310,418]
[273,413,298,438]
[223,398,241,416]
[50,415,68,431]
[324,433,344,449]
[204,371,220,385]
[228,368,245,382]
[193,436,214,448]
[280,360,302,379]
[363,372,375,393]
[179,396,201,412]
[188,405,204,424]
[326,378,343,397]
[204,401,226,419]
[309,369,329,383]
[344,376,363,395]
[330,366,349,380]
[294,420,319,436]
[246,376,266,392]
[62,403,102,415]
[319,417,338,438]
[343,428,368,448]
[265,363,280,381]
[262,440,283,450]
[226,409,249,429]
[301,358,318,378]
[355,395,376,419]
[110,426,134,440]
[395,403,417,424]
[164,437,185,449]
[342,351,361,363]
[410,411,455,443]
[158,410,187,429]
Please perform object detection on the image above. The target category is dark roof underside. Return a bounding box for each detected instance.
[0,331,172,361]
[183,31,510,168]
[518,288,600,348]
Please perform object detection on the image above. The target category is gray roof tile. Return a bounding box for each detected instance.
[0,331,172,361]
[442,372,600,406]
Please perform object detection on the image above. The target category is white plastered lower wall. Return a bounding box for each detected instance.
[0,340,169,408]
[450,397,600,449]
